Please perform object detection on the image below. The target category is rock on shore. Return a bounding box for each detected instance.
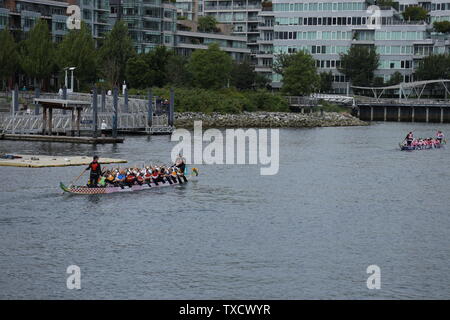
[175,111,367,128]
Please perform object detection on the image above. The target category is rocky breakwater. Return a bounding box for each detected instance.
[175,112,367,128]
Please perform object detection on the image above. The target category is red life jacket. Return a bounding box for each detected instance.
[90,162,99,171]
[126,175,135,182]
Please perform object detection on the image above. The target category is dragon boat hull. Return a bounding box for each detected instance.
[400,144,444,151]
[61,178,188,195]
[61,168,198,195]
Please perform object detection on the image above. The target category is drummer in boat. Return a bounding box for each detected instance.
[175,153,186,174]
[405,132,414,146]
[436,130,445,143]
[86,155,102,187]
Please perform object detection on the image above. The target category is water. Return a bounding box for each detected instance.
[0,122,449,299]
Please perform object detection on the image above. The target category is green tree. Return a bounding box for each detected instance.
[433,21,450,33]
[319,71,333,93]
[231,60,257,90]
[20,19,55,88]
[273,52,294,75]
[198,15,218,32]
[387,71,403,85]
[166,54,191,87]
[125,46,176,88]
[187,43,233,89]
[0,28,18,89]
[415,54,450,80]
[339,45,379,86]
[402,6,428,21]
[57,22,97,89]
[125,55,151,89]
[281,51,320,96]
[99,20,135,87]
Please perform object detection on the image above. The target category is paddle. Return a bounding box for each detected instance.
[69,168,87,187]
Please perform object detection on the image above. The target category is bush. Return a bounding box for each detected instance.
[129,87,289,114]
[319,100,348,113]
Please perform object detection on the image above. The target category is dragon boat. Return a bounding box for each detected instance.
[399,143,445,151]
[61,168,198,195]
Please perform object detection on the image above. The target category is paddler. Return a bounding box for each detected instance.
[86,155,101,187]
[175,153,186,174]
[405,132,414,146]
[436,130,444,143]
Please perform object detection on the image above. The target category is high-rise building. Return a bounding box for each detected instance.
[271,0,450,92]
[203,0,262,63]
[255,0,273,82]
[113,0,177,53]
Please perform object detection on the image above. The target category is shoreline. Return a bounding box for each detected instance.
[175,111,368,128]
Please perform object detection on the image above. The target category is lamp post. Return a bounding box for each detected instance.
[64,67,68,89]
[69,67,76,93]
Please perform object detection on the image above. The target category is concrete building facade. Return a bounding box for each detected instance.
[271,0,450,92]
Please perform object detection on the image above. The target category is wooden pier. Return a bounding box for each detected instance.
[357,102,450,123]
[0,154,127,168]
[0,88,175,138]
[0,134,124,144]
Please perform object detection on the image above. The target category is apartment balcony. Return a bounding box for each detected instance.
[255,51,273,58]
[254,65,272,73]
[257,38,273,44]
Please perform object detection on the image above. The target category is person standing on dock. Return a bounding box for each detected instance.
[86,155,102,187]
[405,132,414,146]
[101,120,108,137]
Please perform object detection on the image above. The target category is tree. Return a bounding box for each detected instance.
[231,60,257,90]
[387,71,403,86]
[187,43,233,89]
[125,46,178,89]
[319,71,333,93]
[198,16,218,33]
[166,54,191,87]
[273,52,294,75]
[402,6,428,21]
[57,22,97,90]
[20,19,55,88]
[415,54,450,80]
[433,21,450,33]
[99,20,135,87]
[125,55,151,89]
[339,45,379,86]
[280,51,320,96]
[0,28,18,89]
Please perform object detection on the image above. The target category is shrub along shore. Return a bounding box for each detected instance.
[130,88,367,128]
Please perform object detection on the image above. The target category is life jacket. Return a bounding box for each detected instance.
[152,171,159,178]
[90,162,100,172]
[126,175,135,183]
[136,175,144,182]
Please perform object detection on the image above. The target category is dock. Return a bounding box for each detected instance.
[0,154,127,168]
[0,134,124,144]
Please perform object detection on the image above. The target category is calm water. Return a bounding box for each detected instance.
[0,122,449,299]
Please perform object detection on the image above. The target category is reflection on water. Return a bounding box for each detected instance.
[0,122,450,299]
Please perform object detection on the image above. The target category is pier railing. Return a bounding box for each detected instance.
[0,90,174,134]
